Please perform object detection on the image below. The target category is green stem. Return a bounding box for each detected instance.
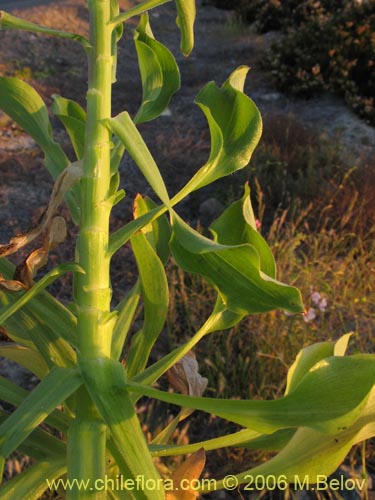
[68,0,114,498]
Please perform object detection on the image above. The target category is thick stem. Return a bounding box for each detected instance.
[77,0,113,359]
[67,1,114,498]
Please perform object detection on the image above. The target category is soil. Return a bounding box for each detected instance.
[0,0,374,494]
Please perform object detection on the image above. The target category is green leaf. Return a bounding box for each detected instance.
[127,355,375,435]
[132,296,244,397]
[133,195,171,264]
[175,0,196,56]
[0,367,81,460]
[210,183,276,278]
[127,231,169,377]
[112,281,141,361]
[0,263,84,326]
[172,67,262,205]
[285,334,353,395]
[150,428,294,457]
[170,211,303,315]
[0,10,89,47]
[0,258,78,348]
[80,358,164,500]
[0,279,77,369]
[134,14,180,123]
[0,409,66,461]
[109,205,165,256]
[52,95,86,160]
[0,375,70,433]
[0,457,66,500]
[0,77,80,222]
[0,344,49,379]
[107,112,170,205]
[218,388,375,490]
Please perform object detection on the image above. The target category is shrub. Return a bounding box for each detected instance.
[261,1,375,124]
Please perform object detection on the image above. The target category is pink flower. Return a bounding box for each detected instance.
[303,307,317,323]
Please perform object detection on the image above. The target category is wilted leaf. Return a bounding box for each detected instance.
[14,216,67,289]
[167,351,208,397]
[0,162,81,259]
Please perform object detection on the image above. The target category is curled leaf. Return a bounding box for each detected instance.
[166,448,206,500]
[167,351,208,397]
[175,0,196,57]
[14,216,67,290]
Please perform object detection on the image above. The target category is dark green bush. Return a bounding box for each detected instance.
[263,1,375,124]
[207,0,375,123]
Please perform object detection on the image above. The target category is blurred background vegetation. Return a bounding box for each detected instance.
[205,0,375,124]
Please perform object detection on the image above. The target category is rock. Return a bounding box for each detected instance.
[199,198,224,226]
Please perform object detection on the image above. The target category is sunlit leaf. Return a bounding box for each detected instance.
[52,95,86,160]
[0,457,66,500]
[126,230,169,378]
[107,112,170,205]
[133,194,171,264]
[134,14,180,123]
[172,67,262,204]
[170,211,303,315]
[0,344,49,379]
[0,77,80,222]
[210,183,276,278]
[127,355,375,435]
[175,0,196,56]
[166,449,205,500]
[112,282,141,361]
[0,367,81,460]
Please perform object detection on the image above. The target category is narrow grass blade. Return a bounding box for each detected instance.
[170,211,303,314]
[126,233,168,377]
[109,205,166,256]
[151,428,295,457]
[0,457,66,500]
[0,367,81,460]
[0,10,89,47]
[112,281,141,361]
[107,112,170,205]
[0,344,49,379]
[0,77,80,222]
[0,375,70,433]
[0,263,84,326]
[134,195,171,264]
[0,409,65,460]
[52,95,86,160]
[80,358,164,500]
[134,14,180,123]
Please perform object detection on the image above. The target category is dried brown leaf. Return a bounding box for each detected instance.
[167,351,208,397]
[166,449,206,500]
[0,162,80,258]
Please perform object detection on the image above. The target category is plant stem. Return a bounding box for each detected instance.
[77,0,113,359]
[68,0,114,497]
